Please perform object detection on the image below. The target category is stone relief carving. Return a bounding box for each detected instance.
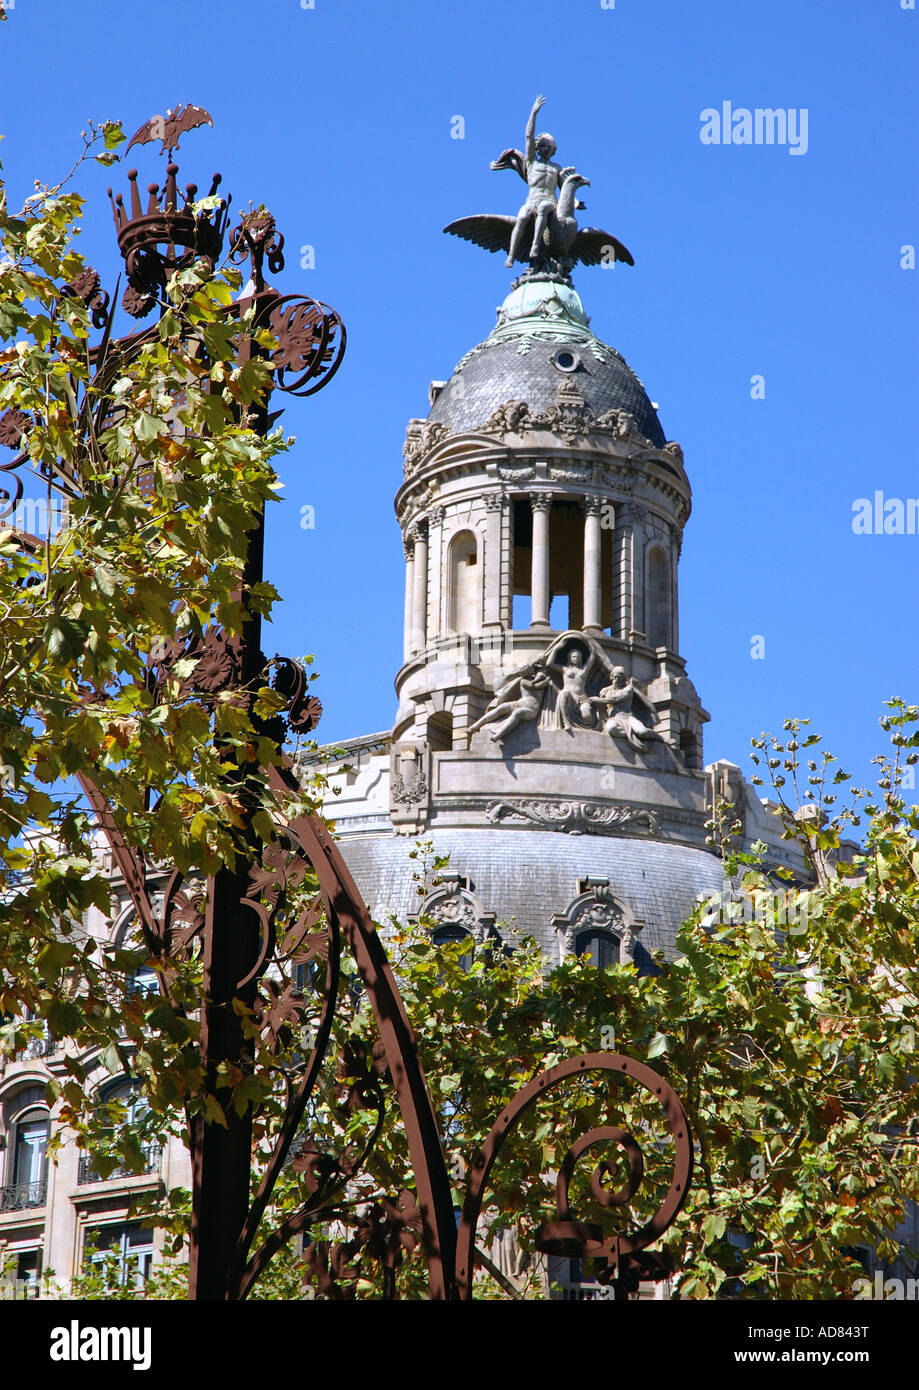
[391,770,428,805]
[590,667,661,751]
[486,800,659,835]
[595,407,650,445]
[421,878,498,944]
[496,459,537,481]
[549,461,593,482]
[468,663,554,743]
[553,641,596,730]
[400,388,658,476]
[397,481,436,529]
[532,378,592,444]
[475,390,652,450]
[468,630,666,749]
[551,884,643,963]
[482,399,531,434]
[403,419,452,476]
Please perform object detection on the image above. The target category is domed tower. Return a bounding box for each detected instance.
[394,272,705,773]
[322,97,806,962]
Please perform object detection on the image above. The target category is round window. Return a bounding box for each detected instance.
[552,348,581,373]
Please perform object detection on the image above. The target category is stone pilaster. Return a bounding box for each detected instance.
[483,491,505,630]
[614,502,632,640]
[428,506,445,643]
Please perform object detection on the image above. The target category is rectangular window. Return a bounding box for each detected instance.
[86,1222,154,1289]
[17,1250,41,1299]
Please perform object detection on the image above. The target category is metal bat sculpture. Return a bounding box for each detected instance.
[126,104,214,159]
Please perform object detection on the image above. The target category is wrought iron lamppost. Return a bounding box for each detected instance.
[1,109,694,1301]
[97,109,352,1301]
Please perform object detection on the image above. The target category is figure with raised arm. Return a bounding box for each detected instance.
[547,642,597,731]
[444,94,636,273]
[498,95,575,268]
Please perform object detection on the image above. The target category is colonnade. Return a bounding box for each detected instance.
[402,492,668,660]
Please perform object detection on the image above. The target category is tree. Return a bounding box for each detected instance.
[263,712,919,1300]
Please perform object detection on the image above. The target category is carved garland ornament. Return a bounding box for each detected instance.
[400,393,682,476]
[485,800,659,836]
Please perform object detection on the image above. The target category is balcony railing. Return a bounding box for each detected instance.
[77,1144,161,1186]
[0,1180,47,1212]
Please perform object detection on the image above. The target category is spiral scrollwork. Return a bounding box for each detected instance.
[259,294,347,397]
[456,1051,693,1297]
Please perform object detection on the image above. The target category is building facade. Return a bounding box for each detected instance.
[0,860,191,1298]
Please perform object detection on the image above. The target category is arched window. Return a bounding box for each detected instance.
[100,1078,148,1128]
[77,1080,159,1185]
[432,924,474,974]
[1,1087,49,1211]
[679,728,699,771]
[427,710,453,752]
[574,927,621,971]
[446,530,479,635]
[646,546,671,650]
[112,909,160,999]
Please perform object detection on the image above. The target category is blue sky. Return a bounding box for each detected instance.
[2,0,917,806]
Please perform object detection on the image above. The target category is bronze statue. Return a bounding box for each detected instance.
[444,95,634,276]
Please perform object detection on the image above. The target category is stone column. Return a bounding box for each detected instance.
[583,496,603,631]
[530,492,551,627]
[671,526,681,654]
[402,535,415,661]
[411,520,428,654]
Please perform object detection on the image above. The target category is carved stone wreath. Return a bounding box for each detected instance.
[391,771,428,806]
